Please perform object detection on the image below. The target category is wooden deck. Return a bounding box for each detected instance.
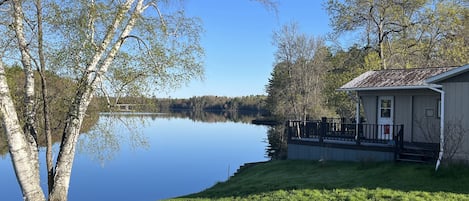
[286,118,438,162]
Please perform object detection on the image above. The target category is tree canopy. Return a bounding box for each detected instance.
[266,23,330,121]
[0,0,204,200]
[326,0,468,69]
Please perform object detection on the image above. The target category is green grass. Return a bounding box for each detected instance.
[165,160,469,201]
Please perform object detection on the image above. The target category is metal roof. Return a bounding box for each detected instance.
[339,67,457,91]
[426,64,469,84]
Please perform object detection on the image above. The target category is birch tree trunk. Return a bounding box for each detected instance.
[0,63,45,201]
[9,1,44,200]
[49,1,145,200]
[35,0,54,193]
[4,0,204,199]
[12,0,39,144]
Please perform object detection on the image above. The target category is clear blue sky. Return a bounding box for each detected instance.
[163,0,333,98]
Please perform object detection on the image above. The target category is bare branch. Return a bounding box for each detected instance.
[252,0,278,15]
[0,0,9,6]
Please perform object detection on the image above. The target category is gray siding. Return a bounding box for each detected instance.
[443,72,469,83]
[411,95,440,143]
[395,96,413,142]
[359,89,440,144]
[442,82,469,161]
[360,95,377,124]
[288,144,394,161]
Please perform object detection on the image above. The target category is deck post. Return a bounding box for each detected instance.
[340,117,346,135]
[355,93,360,143]
[320,117,327,143]
[399,125,404,150]
[394,125,404,161]
[394,125,398,161]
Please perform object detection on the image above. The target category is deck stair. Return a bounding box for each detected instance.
[397,146,438,163]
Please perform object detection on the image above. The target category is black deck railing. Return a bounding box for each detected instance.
[286,117,404,158]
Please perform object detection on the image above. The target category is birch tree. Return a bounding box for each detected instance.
[0,0,204,200]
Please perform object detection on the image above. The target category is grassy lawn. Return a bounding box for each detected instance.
[166,160,469,201]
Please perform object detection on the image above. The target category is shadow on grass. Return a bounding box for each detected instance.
[173,160,469,200]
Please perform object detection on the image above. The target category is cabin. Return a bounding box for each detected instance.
[287,64,469,163]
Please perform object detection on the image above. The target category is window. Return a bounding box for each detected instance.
[380,99,392,118]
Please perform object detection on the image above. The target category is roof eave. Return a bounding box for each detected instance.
[426,64,469,84]
[337,85,437,92]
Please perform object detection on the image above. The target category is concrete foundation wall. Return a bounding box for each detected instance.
[288,144,394,162]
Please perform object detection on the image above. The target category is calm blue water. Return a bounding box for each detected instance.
[0,114,268,201]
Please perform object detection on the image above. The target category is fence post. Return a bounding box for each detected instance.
[340,117,346,135]
[355,127,361,145]
[393,125,404,161]
[320,117,327,143]
[305,121,310,138]
[399,125,404,150]
[393,125,398,161]
[355,118,361,145]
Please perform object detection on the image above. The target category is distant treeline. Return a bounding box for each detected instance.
[97,95,268,114]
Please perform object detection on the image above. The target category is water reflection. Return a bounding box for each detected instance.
[266,124,288,160]
[166,109,264,123]
[97,110,287,160]
[0,111,288,200]
[77,114,150,165]
[0,108,100,156]
[0,133,7,156]
[72,114,268,200]
[0,110,285,162]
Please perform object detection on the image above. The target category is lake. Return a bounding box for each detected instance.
[0,113,269,201]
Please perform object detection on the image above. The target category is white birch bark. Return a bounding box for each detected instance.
[49,1,146,200]
[9,0,44,200]
[0,63,45,201]
[7,0,176,199]
[12,0,38,141]
[35,0,54,193]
